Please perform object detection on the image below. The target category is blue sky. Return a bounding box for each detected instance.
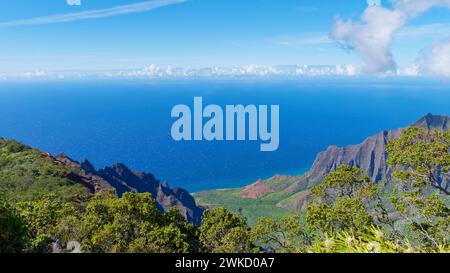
[1,0,450,74]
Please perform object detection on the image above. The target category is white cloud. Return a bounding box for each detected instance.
[0,0,187,27]
[397,64,420,76]
[295,64,358,77]
[332,6,406,74]
[23,70,48,78]
[2,65,362,79]
[419,37,450,77]
[273,22,450,50]
[331,0,450,75]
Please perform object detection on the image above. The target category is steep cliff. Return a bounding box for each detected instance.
[196,114,450,215]
[301,113,449,186]
[96,162,203,225]
[54,154,204,225]
[280,113,450,210]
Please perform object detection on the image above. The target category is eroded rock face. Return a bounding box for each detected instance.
[413,113,449,131]
[233,114,449,212]
[53,154,203,225]
[95,163,203,225]
[304,114,449,186]
[306,129,402,184]
[54,153,112,194]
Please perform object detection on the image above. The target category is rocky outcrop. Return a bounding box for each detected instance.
[413,113,449,131]
[303,129,402,184]
[299,114,450,187]
[53,154,203,225]
[95,163,203,225]
[217,114,450,213]
[53,153,112,193]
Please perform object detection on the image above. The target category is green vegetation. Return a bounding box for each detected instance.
[194,189,291,226]
[14,194,82,252]
[306,165,389,234]
[80,191,199,253]
[194,172,319,225]
[200,207,256,253]
[0,201,28,253]
[0,138,91,204]
[1,192,201,253]
[0,127,449,253]
[251,215,312,252]
[387,127,450,249]
[305,226,447,253]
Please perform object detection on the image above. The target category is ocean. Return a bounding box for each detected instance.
[0,78,449,192]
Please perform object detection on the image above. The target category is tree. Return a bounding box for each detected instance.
[14,194,80,253]
[199,207,255,253]
[306,165,388,235]
[0,201,28,253]
[81,191,198,253]
[310,165,379,202]
[163,207,200,252]
[128,207,200,253]
[387,127,450,195]
[387,127,450,249]
[251,215,312,253]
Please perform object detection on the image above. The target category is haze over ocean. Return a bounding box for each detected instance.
[1,78,449,192]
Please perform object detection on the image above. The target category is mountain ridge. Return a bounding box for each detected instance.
[0,143,203,225]
[196,113,450,216]
[302,113,450,186]
[53,153,204,225]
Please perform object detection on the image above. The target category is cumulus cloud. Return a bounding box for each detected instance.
[331,0,450,75]
[419,37,450,77]
[397,64,420,76]
[332,6,406,74]
[0,0,187,27]
[24,70,48,77]
[1,65,362,79]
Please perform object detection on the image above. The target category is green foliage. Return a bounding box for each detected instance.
[3,191,201,253]
[387,127,449,250]
[0,201,28,253]
[1,131,449,254]
[306,165,387,235]
[311,165,373,200]
[199,207,256,253]
[14,194,80,252]
[386,127,450,194]
[306,226,449,253]
[251,215,312,253]
[0,138,91,204]
[81,191,199,253]
[194,188,291,226]
[308,197,374,234]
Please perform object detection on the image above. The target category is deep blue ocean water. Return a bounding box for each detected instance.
[0,78,449,192]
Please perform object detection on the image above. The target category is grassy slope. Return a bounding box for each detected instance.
[194,189,291,226]
[194,175,312,226]
[0,138,92,203]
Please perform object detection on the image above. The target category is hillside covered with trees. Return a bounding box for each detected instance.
[0,125,449,253]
